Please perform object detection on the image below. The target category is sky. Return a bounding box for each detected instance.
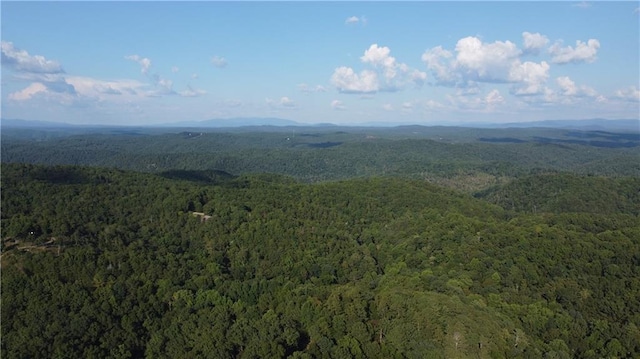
[1,1,639,126]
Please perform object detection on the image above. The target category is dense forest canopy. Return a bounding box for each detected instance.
[2,126,639,190]
[1,125,639,358]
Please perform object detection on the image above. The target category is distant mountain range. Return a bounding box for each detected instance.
[2,117,639,131]
[477,118,640,131]
[156,117,301,127]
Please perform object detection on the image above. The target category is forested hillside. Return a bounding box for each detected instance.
[2,127,638,191]
[477,173,640,215]
[2,163,639,358]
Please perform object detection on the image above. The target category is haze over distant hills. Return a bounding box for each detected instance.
[2,117,639,131]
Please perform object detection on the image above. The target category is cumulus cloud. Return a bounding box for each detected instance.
[454,36,522,82]
[615,86,640,102]
[332,44,426,94]
[280,96,295,107]
[8,78,81,104]
[8,82,48,101]
[485,89,505,106]
[556,76,597,97]
[331,100,346,110]
[549,39,600,64]
[509,61,550,95]
[345,15,366,25]
[331,67,378,93]
[211,55,227,68]
[179,86,206,98]
[522,32,549,54]
[423,36,550,96]
[421,46,455,85]
[382,103,394,111]
[4,42,205,111]
[171,66,179,73]
[556,76,578,96]
[361,44,396,67]
[361,44,427,90]
[267,96,296,109]
[345,16,359,24]
[1,41,64,74]
[65,76,145,98]
[448,89,506,112]
[125,54,151,74]
[143,74,175,97]
[7,73,78,102]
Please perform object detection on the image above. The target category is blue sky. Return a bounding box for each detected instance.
[2,1,639,126]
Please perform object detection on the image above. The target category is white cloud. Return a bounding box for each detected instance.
[423,36,551,96]
[360,44,427,91]
[1,41,64,74]
[144,74,175,97]
[331,66,378,93]
[331,100,346,110]
[447,89,506,112]
[65,76,145,98]
[454,36,521,82]
[382,103,394,111]
[361,44,396,68]
[522,32,549,54]
[179,86,206,98]
[410,68,428,85]
[421,46,457,85]
[615,86,640,102]
[345,15,366,25]
[509,61,550,95]
[485,89,505,105]
[8,72,78,102]
[557,76,578,96]
[549,39,600,64]
[267,96,296,109]
[447,93,483,110]
[8,82,48,101]
[125,54,151,74]
[332,44,426,94]
[157,78,173,91]
[345,16,359,24]
[280,96,295,107]
[211,55,227,68]
[556,76,596,97]
[171,66,179,73]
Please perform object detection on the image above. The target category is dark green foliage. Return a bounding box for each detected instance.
[159,169,236,184]
[478,173,640,215]
[2,163,639,358]
[3,128,639,189]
